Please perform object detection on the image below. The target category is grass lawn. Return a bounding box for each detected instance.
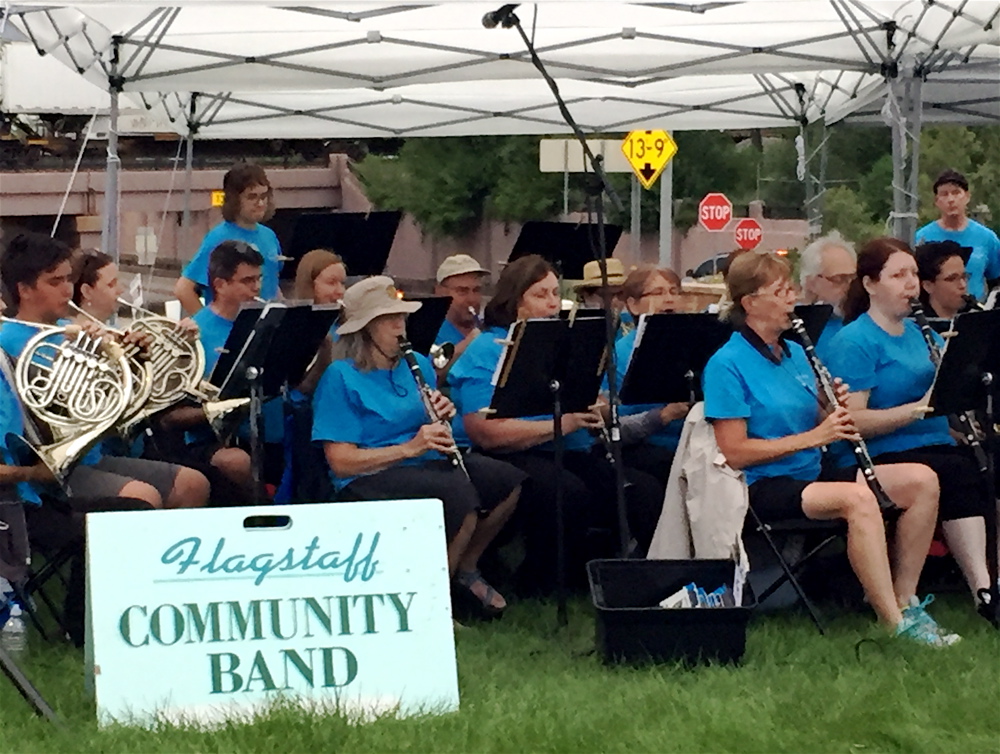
[1,594,997,753]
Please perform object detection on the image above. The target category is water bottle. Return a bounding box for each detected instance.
[0,578,27,658]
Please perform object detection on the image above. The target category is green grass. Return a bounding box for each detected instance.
[1,595,998,754]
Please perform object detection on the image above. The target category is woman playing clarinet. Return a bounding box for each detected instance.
[826,237,994,618]
[704,251,956,645]
[312,276,522,618]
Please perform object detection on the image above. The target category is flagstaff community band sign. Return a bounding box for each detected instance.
[85,500,459,727]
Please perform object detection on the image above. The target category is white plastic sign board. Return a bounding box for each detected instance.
[85,500,458,727]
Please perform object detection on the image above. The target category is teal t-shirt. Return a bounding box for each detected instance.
[183,221,283,302]
[312,353,443,490]
[703,331,822,485]
[825,313,953,460]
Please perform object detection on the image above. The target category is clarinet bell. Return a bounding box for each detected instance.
[430,342,456,370]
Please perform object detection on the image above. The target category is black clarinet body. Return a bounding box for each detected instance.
[789,317,899,513]
[909,300,989,473]
[397,336,470,479]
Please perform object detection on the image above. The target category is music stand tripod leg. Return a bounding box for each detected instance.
[0,645,61,724]
[980,372,999,627]
[550,379,568,628]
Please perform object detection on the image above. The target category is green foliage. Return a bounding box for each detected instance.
[822,185,886,245]
[1,596,998,752]
[757,133,805,210]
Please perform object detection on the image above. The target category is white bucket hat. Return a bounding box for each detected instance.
[336,275,421,335]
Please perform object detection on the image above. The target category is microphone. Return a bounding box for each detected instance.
[482,4,519,29]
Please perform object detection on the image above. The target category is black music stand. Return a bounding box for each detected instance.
[926,310,1000,625]
[404,296,452,356]
[620,313,732,406]
[284,211,401,279]
[508,221,623,280]
[486,317,607,626]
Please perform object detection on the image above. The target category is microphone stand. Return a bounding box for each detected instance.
[495,7,633,561]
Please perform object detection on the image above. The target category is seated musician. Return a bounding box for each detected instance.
[312,276,522,616]
[914,240,979,319]
[290,248,347,394]
[826,238,994,616]
[432,254,490,375]
[0,233,208,509]
[798,232,856,361]
[704,250,956,645]
[574,258,631,337]
[448,255,663,595]
[613,266,690,485]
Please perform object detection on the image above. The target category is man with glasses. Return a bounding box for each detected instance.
[174,163,283,314]
[916,169,1000,304]
[433,254,490,370]
[798,231,857,361]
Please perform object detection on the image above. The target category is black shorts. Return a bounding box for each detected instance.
[748,466,856,523]
[872,444,987,521]
[340,454,526,540]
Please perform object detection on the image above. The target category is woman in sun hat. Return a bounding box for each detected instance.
[312,276,525,618]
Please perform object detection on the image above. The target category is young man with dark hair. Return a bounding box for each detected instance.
[174,162,283,314]
[0,233,209,510]
[915,169,1000,302]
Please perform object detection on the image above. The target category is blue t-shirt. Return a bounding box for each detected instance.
[825,313,953,460]
[447,326,593,452]
[0,319,103,466]
[183,221,283,303]
[915,219,1000,301]
[434,319,466,348]
[0,369,40,505]
[191,306,283,444]
[703,331,822,486]
[814,314,844,365]
[615,329,682,450]
[312,353,443,490]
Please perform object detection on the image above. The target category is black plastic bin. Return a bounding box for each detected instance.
[587,558,755,666]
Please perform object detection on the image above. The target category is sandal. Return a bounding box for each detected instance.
[454,569,506,618]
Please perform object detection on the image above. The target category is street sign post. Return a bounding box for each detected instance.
[621,130,677,190]
[734,218,763,250]
[698,193,733,232]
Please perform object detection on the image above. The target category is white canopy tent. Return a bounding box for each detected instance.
[2,1,997,252]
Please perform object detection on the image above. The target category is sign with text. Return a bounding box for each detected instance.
[621,129,677,190]
[211,190,225,207]
[86,500,458,727]
[734,218,763,250]
[698,193,733,232]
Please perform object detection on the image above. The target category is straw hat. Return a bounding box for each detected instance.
[336,275,421,335]
[436,254,490,283]
[575,258,627,290]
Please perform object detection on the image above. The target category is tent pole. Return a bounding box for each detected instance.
[181,93,198,255]
[659,147,674,269]
[905,73,923,245]
[630,174,640,261]
[102,41,122,263]
[889,77,906,241]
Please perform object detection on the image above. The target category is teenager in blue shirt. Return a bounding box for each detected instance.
[915,169,1000,302]
[174,163,283,314]
[827,237,993,616]
[914,240,977,319]
[449,255,663,595]
[705,251,955,645]
[613,266,690,485]
[313,276,523,617]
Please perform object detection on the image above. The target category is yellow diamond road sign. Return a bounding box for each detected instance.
[211,190,225,207]
[621,130,677,190]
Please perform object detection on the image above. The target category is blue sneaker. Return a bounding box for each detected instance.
[897,595,961,647]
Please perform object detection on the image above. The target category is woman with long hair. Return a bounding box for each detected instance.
[448,255,663,594]
[704,251,953,645]
[827,237,994,616]
[313,276,523,617]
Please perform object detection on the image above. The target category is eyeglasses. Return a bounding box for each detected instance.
[638,287,679,299]
[752,283,796,299]
[242,191,270,204]
[818,273,855,286]
[939,272,971,284]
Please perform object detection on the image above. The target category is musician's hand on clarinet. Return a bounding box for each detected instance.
[832,378,852,409]
[562,410,604,434]
[659,402,691,424]
[590,398,610,424]
[812,406,861,446]
[407,423,457,456]
[429,390,456,420]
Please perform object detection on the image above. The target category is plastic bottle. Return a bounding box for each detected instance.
[0,578,27,658]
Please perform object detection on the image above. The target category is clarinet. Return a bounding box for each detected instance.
[789,317,899,513]
[397,336,470,479]
[909,300,989,472]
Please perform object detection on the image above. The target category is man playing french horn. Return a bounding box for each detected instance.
[0,233,210,509]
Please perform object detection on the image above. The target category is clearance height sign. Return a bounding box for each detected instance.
[85,500,458,726]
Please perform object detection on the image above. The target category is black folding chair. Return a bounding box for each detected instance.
[746,505,846,634]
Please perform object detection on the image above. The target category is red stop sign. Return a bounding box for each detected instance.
[734,218,763,250]
[698,192,732,232]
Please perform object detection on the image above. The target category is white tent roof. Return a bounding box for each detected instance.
[7,1,998,94]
